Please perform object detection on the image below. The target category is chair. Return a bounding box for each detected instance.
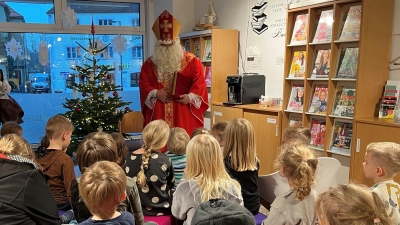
[314,157,341,193]
[257,171,291,210]
[118,111,144,134]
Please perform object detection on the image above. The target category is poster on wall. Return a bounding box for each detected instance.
[251,1,268,35]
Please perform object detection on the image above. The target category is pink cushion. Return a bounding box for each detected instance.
[144,215,176,225]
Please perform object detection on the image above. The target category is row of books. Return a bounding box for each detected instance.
[290,4,361,45]
[184,39,212,61]
[289,115,353,156]
[379,80,400,119]
[288,47,359,79]
[287,83,355,118]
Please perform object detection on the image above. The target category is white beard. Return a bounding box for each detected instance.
[151,39,184,82]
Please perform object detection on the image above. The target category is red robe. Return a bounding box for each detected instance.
[139,52,209,136]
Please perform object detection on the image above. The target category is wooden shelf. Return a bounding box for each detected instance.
[327,149,351,157]
[355,117,400,128]
[286,77,305,80]
[284,109,303,114]
[307,77,329,81]
[305,112,327,117]
[331,78,356,81]
[309,41,331,45]
[287,43,307,47]
[333,39,359,44]
[328,115,353,120]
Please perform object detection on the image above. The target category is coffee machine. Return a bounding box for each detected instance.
[223,74,265,105]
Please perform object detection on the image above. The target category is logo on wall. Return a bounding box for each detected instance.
[251,1,268,35]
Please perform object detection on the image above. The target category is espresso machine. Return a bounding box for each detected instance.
[223,74,265,105]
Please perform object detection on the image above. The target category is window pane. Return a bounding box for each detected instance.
[0,32,143,143]
[3,1,54,24]
[67,1,140,27]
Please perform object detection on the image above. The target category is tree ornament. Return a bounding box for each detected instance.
[82,92,87,97]
[113,91,118,97]
[91,17,95,35]
[80,75,85,80]
[125,107,130,111]
[104,90,109,100]
[107,74,111,79]
[89,72,94,81]
[68,104,72,109]
[76,107,81,112]
[73,89,78,98]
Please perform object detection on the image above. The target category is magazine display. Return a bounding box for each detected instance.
[288,51,307,78]
[184,40,190,52]
[287,84,305,111]
[312,10,333,43]
[308,84,328,114]
[289,113,303,127]
[205,66,211,87]
[290,14,308,45]
[332,86,356,118]
[194,39,201,58]
[339,5,362,41]
[330,119,353,155]
[203,39,212,61]
[311,49,330,78]
[310,117,326,149]
[336,47,359,79]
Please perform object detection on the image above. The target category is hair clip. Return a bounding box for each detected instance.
[373,218,380,224]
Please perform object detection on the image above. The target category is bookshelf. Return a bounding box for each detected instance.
[179,29,239,129]
[281,0,394,183]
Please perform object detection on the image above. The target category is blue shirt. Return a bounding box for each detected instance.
[79,211,135,225]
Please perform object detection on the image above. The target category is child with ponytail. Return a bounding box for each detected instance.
[316,183,391,225]
[262,143,318,225]
[124,120,175,216]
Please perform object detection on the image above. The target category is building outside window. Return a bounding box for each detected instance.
[132,46,142,58]
[0,0,146,143]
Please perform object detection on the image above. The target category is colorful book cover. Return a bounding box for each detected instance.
[330,119,353,155]
[184,40,190,52]
[336,47,359,79]
[289,113,303,127]
[194,39,201,58]
[339,5,362,41]
[203,39,212,61]
[290,14,308,45]
[332,86,356,118]
[288,51,307,78]
[287,84,305,111]
[311,49,330,78]
[308,84,328,114]
[310,117,326,149]
[205,66,211,87]
[312,10,333,43]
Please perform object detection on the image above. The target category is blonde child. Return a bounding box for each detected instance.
[281,126,311,145]
[36,115,75,211]
[79,161,134,225]
[124,120,175,216]
[0,121,22,136]
[0,134,59,224]
[166,127,190,186]
[111,132,129,167]
[172,134,243,224]
[223,118,259,215]
[190,127,211,139]
[72,132,145,225]
[262,143,318,225]
[316,184,391,225]
[212,121,228,148]
[363,142,400,224]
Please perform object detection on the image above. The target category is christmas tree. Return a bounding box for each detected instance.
[62,22,131,153]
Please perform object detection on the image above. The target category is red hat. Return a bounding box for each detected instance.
[152,10,181,42]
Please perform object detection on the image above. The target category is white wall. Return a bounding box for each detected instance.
[389,0,400,79]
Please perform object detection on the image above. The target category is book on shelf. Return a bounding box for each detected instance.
[310,117,326,150]
[311,49,331,78]
[330,119,353,155]
[194,39,201,58]
[378,80,400,118]
[336,47,359,79]
[312,9,333,43]
[287,83,304,111]
[203,39,212,61]
[288,51,307,78]
[339,5,362,41]
[290,13,308,45]
[289,113,303,127]
[385,80,400,99]
[205,66,212,87]
[184,40,190,52]
[332,86,356,118]
[308,84,328,114]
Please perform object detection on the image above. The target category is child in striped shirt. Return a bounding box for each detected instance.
[166,127,190,187]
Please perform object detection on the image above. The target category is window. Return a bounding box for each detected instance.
[132,18,140,26]
[98,19,113,26]
[66,47,81,59]
[132,46,142,58]
[108,46,114,58]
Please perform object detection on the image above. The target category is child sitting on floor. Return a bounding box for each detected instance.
[0,121,22,136]
[363,142,400,225]
[166,127,190,186]
[212,121,228,149]
[190,127,211,139]
[79,161,134,225]
[262,143,318,225]
[281,126,311,145]
[111,132,129,167]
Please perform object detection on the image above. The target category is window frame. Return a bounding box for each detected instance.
[66,46,81,59]
[132,46,142,59]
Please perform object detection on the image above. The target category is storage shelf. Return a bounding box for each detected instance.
[284,109,303,113]
[305,112,327,117]
[329,115,353,120]
[287,43,307,47]
[201,60,211,63]
[307,77,329,81]
[331,78,357,81]
[309,41,331,45]
[309,146,324,152]
[327,149,351,157]
[286,77,305,80]
[334,39,359,44]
